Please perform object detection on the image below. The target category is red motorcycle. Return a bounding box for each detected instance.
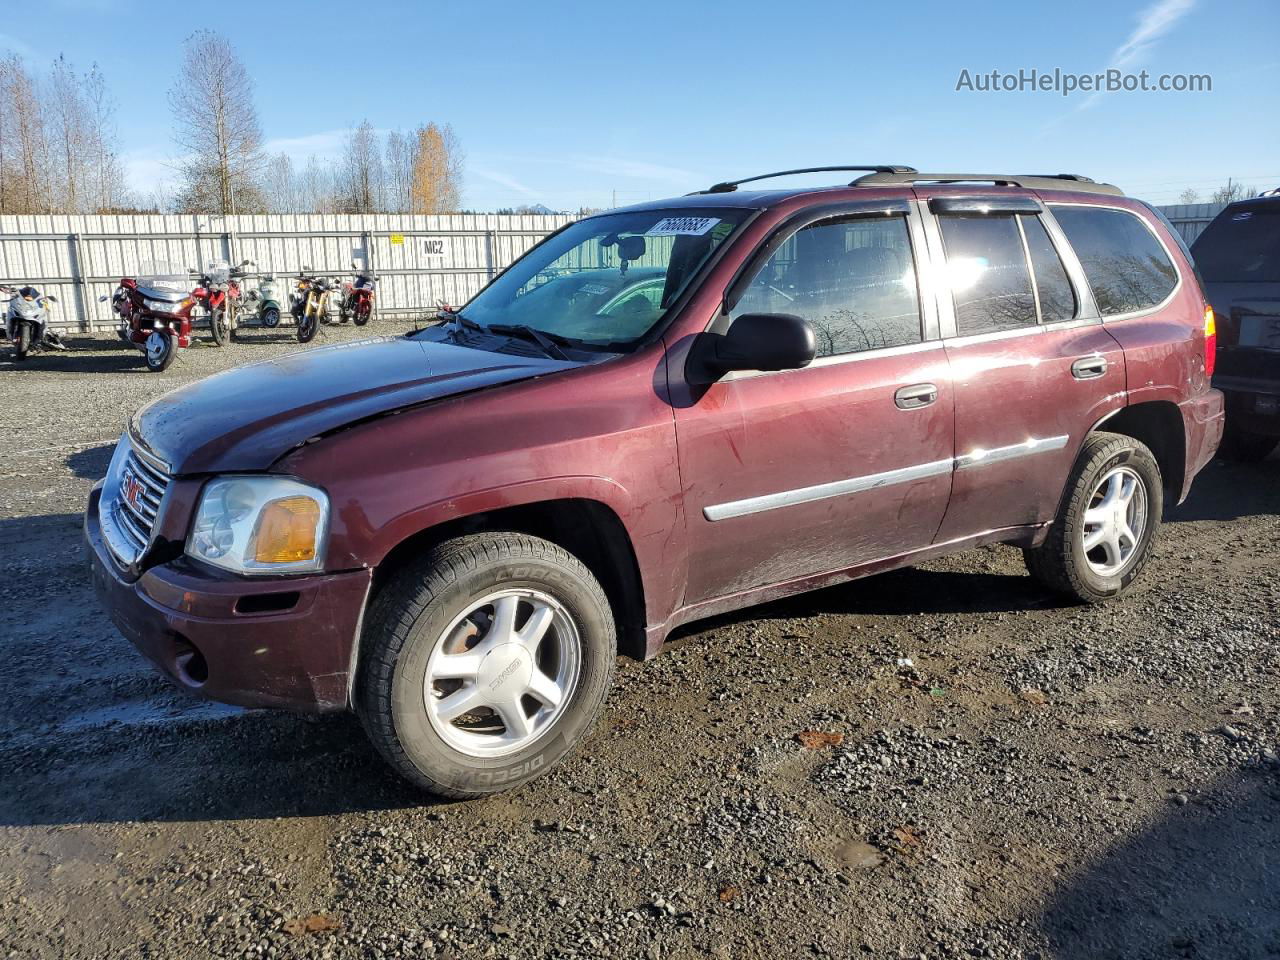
[191,259,252,346]
[101,262,196,372]
[338,261,379,326]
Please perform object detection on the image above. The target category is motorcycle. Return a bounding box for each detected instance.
[338,262,379,326]
[240,272,286,335]
[290,267,337,344]
[191,259,251,346]
[2,284,64,360]
[101,262,195,372]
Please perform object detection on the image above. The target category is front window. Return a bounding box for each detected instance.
[436,209,749,350]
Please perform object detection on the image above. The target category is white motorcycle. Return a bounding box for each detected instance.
[2,284,65,360]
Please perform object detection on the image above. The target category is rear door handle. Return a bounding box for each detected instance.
[1071,356,1108,380]
[895,383,938,410]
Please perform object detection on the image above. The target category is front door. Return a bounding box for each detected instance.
[672,204,955,606]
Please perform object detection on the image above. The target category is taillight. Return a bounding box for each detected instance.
[1203,305,1217,377]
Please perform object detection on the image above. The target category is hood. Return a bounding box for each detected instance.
[132,336,579,474]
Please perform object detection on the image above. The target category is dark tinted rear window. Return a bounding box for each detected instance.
[1052,206,1178,316]
[1191,204,1280,283]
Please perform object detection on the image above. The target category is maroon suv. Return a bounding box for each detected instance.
[86,166,1224,797]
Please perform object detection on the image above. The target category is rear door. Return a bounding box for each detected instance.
[671,201,955,605]
[918,191,1127,541]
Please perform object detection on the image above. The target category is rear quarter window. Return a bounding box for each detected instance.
[1051,205,1178,316]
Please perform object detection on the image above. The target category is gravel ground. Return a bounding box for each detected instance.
[0,323,1277,960]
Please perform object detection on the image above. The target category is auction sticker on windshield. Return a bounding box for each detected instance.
[646,216,721,236]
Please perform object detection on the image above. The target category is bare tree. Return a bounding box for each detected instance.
[0,55,49,213]
[298,155,339,214]
[339,120,383,213]
[1177,187,1200,205]
[384,129,413,214]
[169,30,263,214]
[48,55,88,212]
[410,122,464,214]
[1210,179,1256,205]
[83,64,129,212]
[262,151,298,213]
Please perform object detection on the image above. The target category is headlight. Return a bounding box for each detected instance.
[146,298,177,312]
[186,476,329,575]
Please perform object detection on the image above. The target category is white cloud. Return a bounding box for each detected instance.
[262,129,350,163]
[1075,0,1197,111]
[123,146,183,197]
[472,168,541,199]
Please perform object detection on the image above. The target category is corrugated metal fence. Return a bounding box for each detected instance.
[0,205,1229,333]
[1157,203,1226,245]
[0,213,573,332]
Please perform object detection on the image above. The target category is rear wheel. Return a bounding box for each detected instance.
[262,306,280,329]
[14,322,31,360]
[354,303,371,327]
[143,330,177,372]
[1219,423,1278,463]
[357,533,615,799]
[1024,432,1163,603]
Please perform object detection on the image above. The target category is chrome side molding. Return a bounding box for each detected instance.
[703,434,1070,521]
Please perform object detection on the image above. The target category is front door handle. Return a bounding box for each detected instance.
[895,383,938,410]
[1071,355,1108,380]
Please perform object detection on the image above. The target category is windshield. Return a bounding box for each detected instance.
[1192,204,1280,283]
[443,208,748,348]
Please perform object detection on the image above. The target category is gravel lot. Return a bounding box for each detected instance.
[1,322,1277,960]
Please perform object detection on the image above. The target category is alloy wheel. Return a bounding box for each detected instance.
[1080,465,1148,577]
[423,589,580,758]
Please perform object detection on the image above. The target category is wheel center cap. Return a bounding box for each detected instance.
[477,643,532,696]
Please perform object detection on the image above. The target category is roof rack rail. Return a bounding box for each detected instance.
[850,171,1124,197]
[693,166,918,195]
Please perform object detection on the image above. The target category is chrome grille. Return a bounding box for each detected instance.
[103,441,172,565]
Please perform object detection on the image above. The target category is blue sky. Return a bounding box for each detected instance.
[4,0,1277,210]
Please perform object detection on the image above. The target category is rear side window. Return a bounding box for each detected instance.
[1051,206,1178,316]
[733,215,922,358]
[937,215,1037,336]
[1021,216,1077,322]
[1191,204,1280,283]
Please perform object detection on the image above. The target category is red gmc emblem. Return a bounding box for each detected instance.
[121,470,144,511]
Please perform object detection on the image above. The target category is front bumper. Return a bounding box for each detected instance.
[85,485,371,712]
[1178,388,1226,502]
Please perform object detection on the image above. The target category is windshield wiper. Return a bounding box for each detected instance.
[484,323,575,361]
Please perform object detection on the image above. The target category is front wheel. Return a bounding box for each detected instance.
[356,533,616,799]
[144,330,177,372]
[209,306,228,346]
[297,312,318,343]
[1024,432,1163,603]
[14,322,31,360]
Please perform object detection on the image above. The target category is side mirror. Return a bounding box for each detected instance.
[702,313,816,376]
[303,264,312,272]
[98,294,108,302]
[240,259,253,267]
[46,295,58,303]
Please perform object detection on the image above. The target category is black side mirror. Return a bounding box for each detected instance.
[698,313,816,377]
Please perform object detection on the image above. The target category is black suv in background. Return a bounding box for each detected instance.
[1193,195,1280,461]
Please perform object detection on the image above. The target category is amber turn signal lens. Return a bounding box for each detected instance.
[251,496,321,563]
[1203,305,1216,337]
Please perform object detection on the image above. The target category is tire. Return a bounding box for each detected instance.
[14,322,31,360]
[209,306,228,346]
[354,304,370,327]
[1219,424,1278,463]
[356,533,616,799]
[297,312,318,343]
[143,330,177,372]
[1023,431,1163,603]
[262,306,280,329]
